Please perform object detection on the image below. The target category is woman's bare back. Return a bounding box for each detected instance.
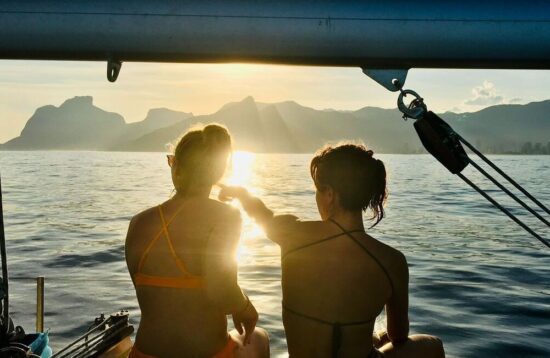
[125,197,241,356]
[271,218,405,357]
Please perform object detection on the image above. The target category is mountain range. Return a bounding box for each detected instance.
[1,96,549,154]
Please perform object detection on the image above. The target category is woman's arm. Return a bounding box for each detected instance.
[203,208,248,313]
[218,185,274,225]
[203,207,258,344]
[385,251,410,344]
[218,185,300,246]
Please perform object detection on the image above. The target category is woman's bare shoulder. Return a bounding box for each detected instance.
[259,215,313,246]
[204,198,241,219]
[369,236,408,276]
[129,206,159,229]
[269,216,318,234]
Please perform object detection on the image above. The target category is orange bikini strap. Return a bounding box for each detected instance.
[136,203,189,273]
[137,230,164,272]
[158,204,169,236]
[157,205,191,274]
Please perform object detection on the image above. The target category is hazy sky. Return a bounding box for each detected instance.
[1,60,549,143]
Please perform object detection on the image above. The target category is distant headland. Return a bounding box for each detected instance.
[1,96,549,154]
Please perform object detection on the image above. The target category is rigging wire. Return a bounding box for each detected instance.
[457,134,550,216]
[393,85,549,248]
[457,173,550,248]
[466,159,549,227]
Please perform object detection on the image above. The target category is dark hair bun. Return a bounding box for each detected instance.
[310,143,388,227]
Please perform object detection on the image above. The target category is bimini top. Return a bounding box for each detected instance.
[0,0,549,69]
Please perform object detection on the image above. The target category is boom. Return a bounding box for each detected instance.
[1,0,549,69]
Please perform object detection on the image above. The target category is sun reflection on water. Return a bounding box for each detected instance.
[226,150,256,187]
[224,151,264,264]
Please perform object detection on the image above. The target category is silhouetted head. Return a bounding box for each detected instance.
[310,143,388,227]
[168,124,232,196]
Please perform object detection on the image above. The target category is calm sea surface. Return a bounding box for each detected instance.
[0,152,548,357]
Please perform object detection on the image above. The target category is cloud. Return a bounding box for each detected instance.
[508,97,523,104]
[464,81,504,106]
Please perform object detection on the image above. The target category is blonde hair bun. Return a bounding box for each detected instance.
[170,123,232,196]
[203,124,230,148]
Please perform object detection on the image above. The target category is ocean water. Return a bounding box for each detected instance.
[0,151,548,358]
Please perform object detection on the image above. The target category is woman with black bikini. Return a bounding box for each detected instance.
[219,143,444,358]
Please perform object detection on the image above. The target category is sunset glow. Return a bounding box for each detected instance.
[226,151,256,187]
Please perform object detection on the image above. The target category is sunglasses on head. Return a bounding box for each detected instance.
[166,154,175,167]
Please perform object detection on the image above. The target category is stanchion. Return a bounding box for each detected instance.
[36,276,44,333]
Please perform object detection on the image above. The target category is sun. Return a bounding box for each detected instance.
[226,151,256,187]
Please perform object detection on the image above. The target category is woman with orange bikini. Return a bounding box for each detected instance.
[125,124,269,358]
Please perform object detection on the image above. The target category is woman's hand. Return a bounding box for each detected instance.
[231,297,259,345]
[373,330,391,348]
[218,184,248,202]
[219,184,274,225]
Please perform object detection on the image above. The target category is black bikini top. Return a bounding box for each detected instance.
[282,218,394,358]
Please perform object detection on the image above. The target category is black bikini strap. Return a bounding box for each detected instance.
[283,304,375,326]
[329,219,394,294]
[283,304,333,325]
[283,304,375,358]
[282,228,364,260]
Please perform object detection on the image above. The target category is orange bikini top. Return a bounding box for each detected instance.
[133,205,205,289]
